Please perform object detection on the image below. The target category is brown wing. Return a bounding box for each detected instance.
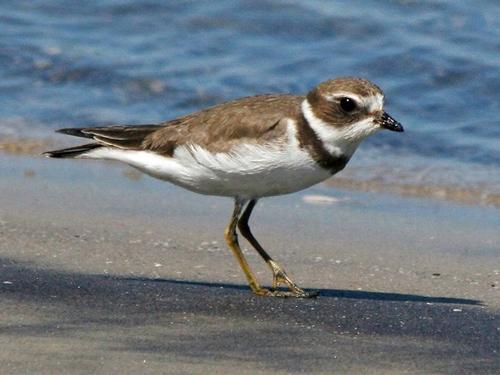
[142,94,304,155]
[56,94,304,155]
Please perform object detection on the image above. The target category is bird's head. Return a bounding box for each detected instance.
[302,77,403,156]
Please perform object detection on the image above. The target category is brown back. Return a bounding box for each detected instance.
[142,94,304,155]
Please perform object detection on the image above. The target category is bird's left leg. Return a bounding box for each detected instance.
[237,199,318,298]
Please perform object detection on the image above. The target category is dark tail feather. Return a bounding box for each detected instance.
[42,143,102,158]
[55,125,161,149]
[56,128,94,139]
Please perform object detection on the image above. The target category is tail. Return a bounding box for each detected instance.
[43,143,103,158]
[43,124,162,158]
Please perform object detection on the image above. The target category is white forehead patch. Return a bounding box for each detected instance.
[364,93,384,112]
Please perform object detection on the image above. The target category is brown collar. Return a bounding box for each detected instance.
[296,113,348,174]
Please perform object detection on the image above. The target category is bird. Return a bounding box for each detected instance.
[44,77,403,298]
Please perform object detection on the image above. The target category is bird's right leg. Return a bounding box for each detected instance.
[237,199,317,298]
[224,198,276,296]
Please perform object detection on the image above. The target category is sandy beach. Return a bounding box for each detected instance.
[0,154,498,374]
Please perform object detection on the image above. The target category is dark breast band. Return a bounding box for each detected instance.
[296,114,349,174]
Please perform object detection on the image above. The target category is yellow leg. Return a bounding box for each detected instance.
[229,199,317,298]
[267,259,317,298]
[224,199,264,294]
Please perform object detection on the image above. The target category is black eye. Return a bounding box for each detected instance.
[340,97,357,113]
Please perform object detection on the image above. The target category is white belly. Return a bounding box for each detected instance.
[82,142,332,199]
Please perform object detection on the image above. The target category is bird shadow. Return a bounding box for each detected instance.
[117,276,482,305]
[1,256,498,373]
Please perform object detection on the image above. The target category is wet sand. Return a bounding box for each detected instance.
[1,155,499,374]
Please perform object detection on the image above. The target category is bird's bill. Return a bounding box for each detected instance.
[378,112,404,132]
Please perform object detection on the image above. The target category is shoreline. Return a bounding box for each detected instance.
[2,139,500,208]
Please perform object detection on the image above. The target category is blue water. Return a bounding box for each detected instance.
[1,0,499,197]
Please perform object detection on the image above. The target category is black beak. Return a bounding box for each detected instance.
[379,112,404,132]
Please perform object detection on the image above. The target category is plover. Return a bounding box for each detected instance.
[44,77,403,298]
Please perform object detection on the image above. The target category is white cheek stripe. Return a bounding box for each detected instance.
[301,99,352,157]
[301,99,381,158]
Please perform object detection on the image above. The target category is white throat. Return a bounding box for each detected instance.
[301,99,379,158]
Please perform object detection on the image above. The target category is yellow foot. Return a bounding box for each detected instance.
[249,260,319,298]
